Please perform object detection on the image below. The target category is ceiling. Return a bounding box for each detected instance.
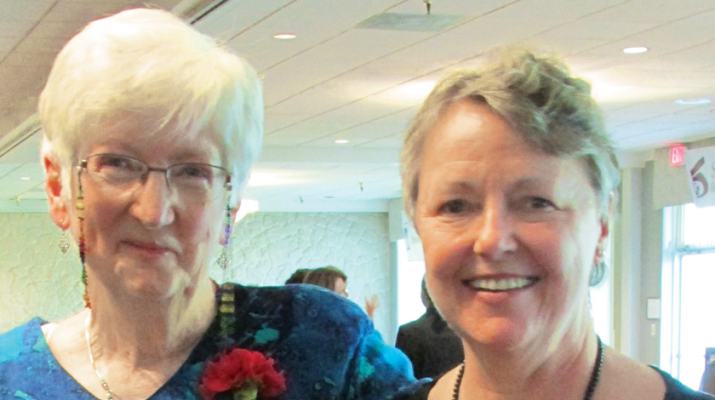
[1,0,715,213]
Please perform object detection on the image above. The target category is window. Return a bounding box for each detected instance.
[661,203,715,390]
[396,238,426,326]
[590,251,613,346]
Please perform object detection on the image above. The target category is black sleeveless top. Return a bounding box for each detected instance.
[399,366,715,400]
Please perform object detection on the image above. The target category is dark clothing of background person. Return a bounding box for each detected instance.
[395,309,464,379]
[701,360,715,395]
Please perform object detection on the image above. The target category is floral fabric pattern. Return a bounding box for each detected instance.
[0,284,421,399]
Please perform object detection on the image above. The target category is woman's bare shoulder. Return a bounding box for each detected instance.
[596,348,666,400]
[427,366,461,400]
[42,310,88,362]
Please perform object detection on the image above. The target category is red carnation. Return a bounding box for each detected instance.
[199,348,287,400]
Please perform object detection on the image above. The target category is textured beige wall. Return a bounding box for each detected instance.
[0,212,393,337]
[0,213,85,333]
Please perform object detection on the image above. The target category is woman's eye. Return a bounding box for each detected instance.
[99,155,131,169]
[526,197,555,211]
[175,165,212,179]
[439,200,468,214]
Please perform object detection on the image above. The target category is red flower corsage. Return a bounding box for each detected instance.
[199,347,287,400]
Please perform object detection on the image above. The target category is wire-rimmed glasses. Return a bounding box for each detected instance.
[77,153,231,203]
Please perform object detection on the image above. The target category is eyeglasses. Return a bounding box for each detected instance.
[78,153,231,202]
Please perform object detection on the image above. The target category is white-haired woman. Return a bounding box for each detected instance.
[0,9,419,400]
[398,48,714,400]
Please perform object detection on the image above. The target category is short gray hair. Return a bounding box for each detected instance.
[400,47,619,286]
[401,47,619,220]
[39,8,263,203]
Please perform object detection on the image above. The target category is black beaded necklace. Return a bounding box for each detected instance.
[452,337,604,400]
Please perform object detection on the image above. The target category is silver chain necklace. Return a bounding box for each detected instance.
[85,314,115,400]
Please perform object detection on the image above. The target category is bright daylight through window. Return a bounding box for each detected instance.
[661,203,715,390]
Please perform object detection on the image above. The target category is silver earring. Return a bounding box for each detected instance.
[58,220,70,255]
[217,251,230,270]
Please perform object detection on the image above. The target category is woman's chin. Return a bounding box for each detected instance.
[457,317,533,352]
[117,271,188,301]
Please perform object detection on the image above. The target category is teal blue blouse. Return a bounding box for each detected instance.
[0,284,422,399]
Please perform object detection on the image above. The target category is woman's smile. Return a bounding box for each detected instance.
[464,275,539,292]
[121,240,173,259]
[457,275,541,306]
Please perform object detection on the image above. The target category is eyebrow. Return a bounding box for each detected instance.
[508,176,553,192]
[440,176,551,192]
[95,140,217,162]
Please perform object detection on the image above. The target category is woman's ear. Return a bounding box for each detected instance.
[597,193,615,252]
[593,214,610,266]
[44,155,69,229]
[231,201,241,222]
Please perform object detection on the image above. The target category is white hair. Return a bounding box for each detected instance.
[39,8,263,203]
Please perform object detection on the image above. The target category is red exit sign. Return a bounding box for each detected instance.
[671,144,685,167]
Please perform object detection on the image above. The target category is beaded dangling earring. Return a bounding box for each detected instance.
[217,196,236,343]
[217,204,232,270]
[58,219,70,255]
[76,166,90,309]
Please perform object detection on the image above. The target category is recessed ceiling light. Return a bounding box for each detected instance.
[623,46,648,54]
[334,139,349,144]
[675,98,711,105]
[273,33,296,40]
[20,177,30,180]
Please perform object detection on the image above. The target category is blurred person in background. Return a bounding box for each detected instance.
[286,266,379,319]
[396,278,464,379]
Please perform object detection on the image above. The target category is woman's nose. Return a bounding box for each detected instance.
[130,172,176,228]
[472,204,517,259]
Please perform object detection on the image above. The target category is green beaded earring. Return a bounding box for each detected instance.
[217,204,232,270]
[76,165,90,309]
[217,192,236,342]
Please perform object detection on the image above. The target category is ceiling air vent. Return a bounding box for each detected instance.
[355,13,466,32]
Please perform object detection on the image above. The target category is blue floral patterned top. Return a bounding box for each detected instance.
[0,284,422,399]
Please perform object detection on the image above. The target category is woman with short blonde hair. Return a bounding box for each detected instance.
[399,47,711,400]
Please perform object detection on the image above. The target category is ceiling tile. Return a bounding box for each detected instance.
[0,164,44,199]
[388,0,517,17]
[0,0,55,22]
[221,0,412,72]
[486,0,629,23]
[357,133,405,148]
[586,0,715,24]
[0,164,21,179]
[42,1,180,22]
[264,112,315,133]
[194,0,293,42]
[261,29,434,105]
[1,0,715,209]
